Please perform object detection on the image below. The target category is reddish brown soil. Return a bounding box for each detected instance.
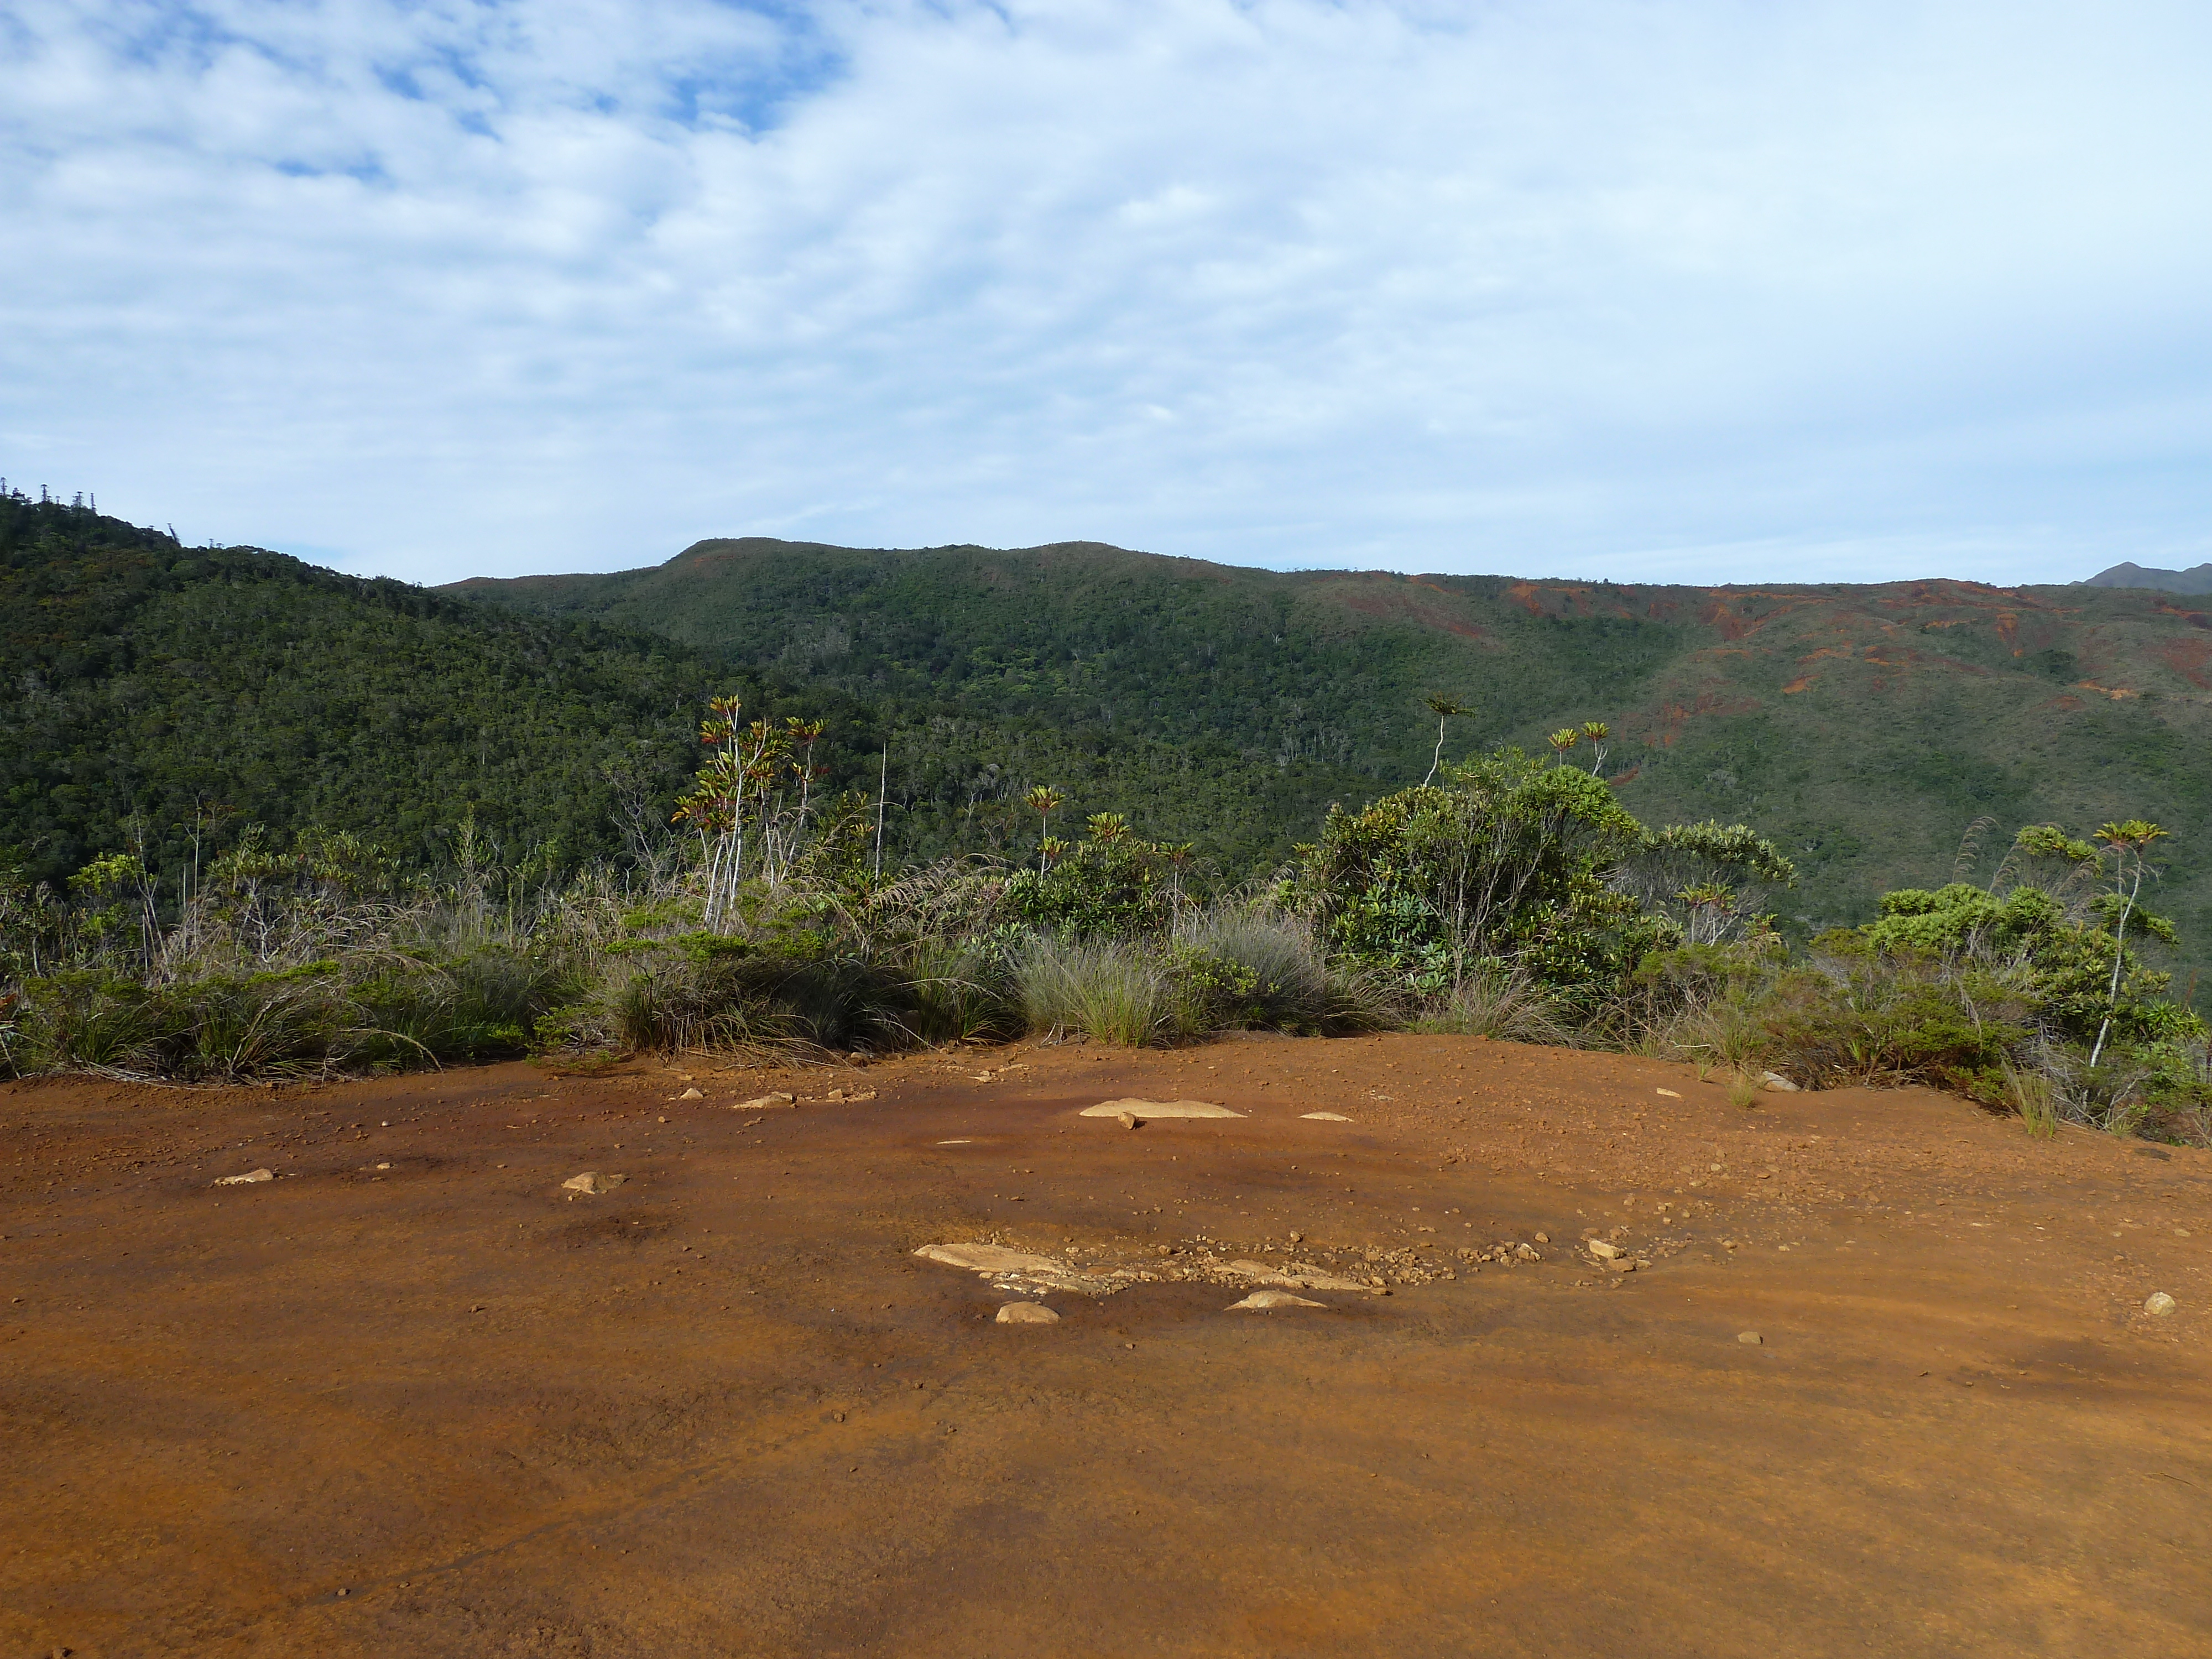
[4,1034,2208,1657]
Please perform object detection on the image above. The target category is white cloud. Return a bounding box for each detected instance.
[3,0,2210,584]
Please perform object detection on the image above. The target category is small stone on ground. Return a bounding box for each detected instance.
[734,1093,797,1110]
[2145,1291,2177,1316]
[1301,1112,1354,1122]
[561,1172,627,1196]
[215,1169,273,1186]
[1738,1331,1762,1345]
[996,1302,1060,1324]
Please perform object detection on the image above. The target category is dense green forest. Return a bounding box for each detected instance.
[0,498,1372,893]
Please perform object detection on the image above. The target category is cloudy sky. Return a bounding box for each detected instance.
[4,1,2209,586]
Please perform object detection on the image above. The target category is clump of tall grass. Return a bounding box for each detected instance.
[2002,1058,2062,1138]
[6,951,557,1081]
[1168,906,1401,1036]
[1415,971,1575,1045]
[1016,936,1180,1046]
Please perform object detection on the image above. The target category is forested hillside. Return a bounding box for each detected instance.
[456,538,2212,976]
[0,498,1371,892]
[0,494,717,886]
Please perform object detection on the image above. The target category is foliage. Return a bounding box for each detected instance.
[1003,820,1179,939]
[1284,748,1793,1005]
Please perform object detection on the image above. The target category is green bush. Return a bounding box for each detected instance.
[1166,911,1335,1035]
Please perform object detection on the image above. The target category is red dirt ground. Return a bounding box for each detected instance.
[4,1033,2208,1657]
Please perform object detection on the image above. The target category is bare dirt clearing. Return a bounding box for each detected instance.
[4,1034,2208,1657]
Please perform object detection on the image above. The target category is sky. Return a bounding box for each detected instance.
[4,1,2210,588]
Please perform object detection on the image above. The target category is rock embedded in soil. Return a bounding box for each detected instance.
[734,1093,797,1110]
[1225,1258,1378,1293]
[1739,1331,1762,1345]
[1301,1112,1354,1122]
[215,1169,273,1186]
[1079,1099,1244,1119]
[1228,1290,1326,1311]
[676,1087,705,1100]
[1761,1072,1801,1093]
[561,1172,626,1196]
[2145,1291,2177,1316]
[917,1243,1065,1275]
[995,1302,1060,1324]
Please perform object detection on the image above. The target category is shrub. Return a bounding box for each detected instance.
[1167,910,1335,1035]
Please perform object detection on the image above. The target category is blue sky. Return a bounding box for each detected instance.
[4,0,2210,586]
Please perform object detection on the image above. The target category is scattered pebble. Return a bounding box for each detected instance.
[1587,1240,1622,1260]
[1655,1089,1682,1099]
[1117,1112,1142,1130]
[996,1302,1060,1324]
[935,1139,973,1146]
[676,1087,705,1100]
[2145,1292,2177,1317]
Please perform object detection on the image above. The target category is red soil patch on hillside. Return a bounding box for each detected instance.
[6,1036,2206,1657]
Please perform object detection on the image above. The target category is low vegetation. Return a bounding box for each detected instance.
[4,680,2205,1147]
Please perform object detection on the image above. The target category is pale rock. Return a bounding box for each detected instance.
[1228,1290,1326,1311]
[1761,1072,1801,1093]
[676,1087,705,1100]
[1656,1088,1683,1099]
[1587,1239,1623,1260]
[1080,1098,1244,1119]
[2145,1291,2178,1317]
[215,1169,273,1186]
[1227,1259,1376,1293]
[1301,1112,1355,1122]
[1606,1256,1639,1272]
[996,1302,1060,1324]
[562,1172,627,1196]
[1738,1331,1762,1345]
[1515,1243,1541,1261]
[1117,1112,1142,1130]
[734,1092,797,1110]
[916,1243,1065,1275]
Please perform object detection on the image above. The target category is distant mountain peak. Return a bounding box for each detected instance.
[2080,560,2212,593]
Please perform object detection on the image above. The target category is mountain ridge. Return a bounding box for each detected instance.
[2081,560,2212,593]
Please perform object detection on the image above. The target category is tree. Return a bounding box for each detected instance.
[1024,786,1065,874]
[2090,820,2171,1066]
[1421,696,1470,788]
